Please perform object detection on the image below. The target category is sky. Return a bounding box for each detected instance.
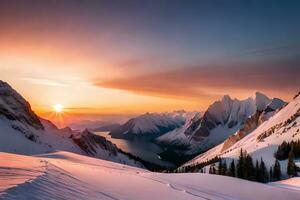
[0,0,299,125]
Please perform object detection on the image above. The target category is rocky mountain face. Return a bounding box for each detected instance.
[221,98,286,152]
[156,112,201,147]
[186,92,270,141]
[0,80,43,130]
[71,129,118,156]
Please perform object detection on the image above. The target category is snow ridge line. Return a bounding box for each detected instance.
[0,160,121,200]
[45,162,121,200]
[44,161,121,200]
[0,160,48,198]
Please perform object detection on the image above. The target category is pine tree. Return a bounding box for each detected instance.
[237,149,245,178]
[218,159,223,175]
[287,148,297,177]
[269,167,273,181]
[245,154,254,180]
[259,158,268,183]
[229,159,235,177]
[209,165,216,174]
[273,159,281,180]
[255,160,260,181]
[222,160,227,176]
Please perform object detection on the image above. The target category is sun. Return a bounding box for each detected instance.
[53,104,63,113]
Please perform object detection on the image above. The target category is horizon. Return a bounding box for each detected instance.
[1,0,299,126]
[3,78,296,127]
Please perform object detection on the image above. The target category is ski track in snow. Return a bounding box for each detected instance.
[136,174,237,200]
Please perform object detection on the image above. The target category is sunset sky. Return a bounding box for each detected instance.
[0,0,299,125]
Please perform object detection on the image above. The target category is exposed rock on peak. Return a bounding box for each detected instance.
[251,91,272,111]
[0,80,43,130]
[159,92,284,155]
[71,129,118,157]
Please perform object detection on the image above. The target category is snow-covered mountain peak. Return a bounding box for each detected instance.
[250,91,272,111]
[158,92,284,156]
[110,111,187,138]
[0,80,43,130]
[266,98,286,111]
[182,91,300,174]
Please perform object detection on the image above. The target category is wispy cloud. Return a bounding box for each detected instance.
[20,78,69,87]
[94,58,300,99]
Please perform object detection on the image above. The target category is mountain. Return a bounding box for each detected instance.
[221,98,286,152]
[0,80,43,130]
[156,112,202,147]
[0,80,142,167]
[181,92,300,176]
[109,111,186,139]
[68,120,120,132]
[157,92,285,155]
[1,151,299,200]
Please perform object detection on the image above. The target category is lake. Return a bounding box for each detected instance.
[94,131,174,167]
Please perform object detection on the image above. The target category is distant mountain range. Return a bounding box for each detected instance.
[157,92,286,155]
[109,92,286,165]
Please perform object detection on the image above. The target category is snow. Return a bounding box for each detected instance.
[130,112,185,134]
[183,94,300,176]
[110,111,187,137]
[269,177,300,191]
[156,112,200,146]
[0,119,48,155]
[1,151,300,200]
[157,92,279,155]
[0,110,142,168]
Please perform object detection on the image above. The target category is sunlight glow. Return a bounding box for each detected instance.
[53,104,63,113]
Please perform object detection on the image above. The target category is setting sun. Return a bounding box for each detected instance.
[53,104,63,113]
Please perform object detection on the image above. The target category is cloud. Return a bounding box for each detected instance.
[20,78,69,87]
[94,58,300,99]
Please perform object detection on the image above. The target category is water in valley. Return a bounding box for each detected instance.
[95,131,174,167]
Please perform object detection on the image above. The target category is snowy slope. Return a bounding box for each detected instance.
[0,80,142,167]
[110,111,186,139]
[1,151,300,200]
[156,112,201,147]
[270,177,300,191]
[158,92,285,155]
[183,92,300,175]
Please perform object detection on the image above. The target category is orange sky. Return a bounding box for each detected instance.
[0,1,299,126]
[0,28,296,126]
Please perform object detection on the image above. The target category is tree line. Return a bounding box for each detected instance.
[208,149,281,182]
[275,140,300,160]
[177,148,298,183]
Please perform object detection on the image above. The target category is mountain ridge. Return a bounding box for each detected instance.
[181,92,300,176]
